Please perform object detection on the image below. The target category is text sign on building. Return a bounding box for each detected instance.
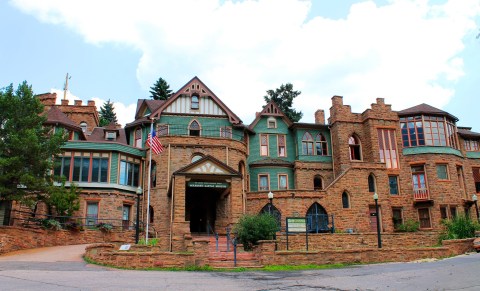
[187,181,228,188]
[286,217,307,233]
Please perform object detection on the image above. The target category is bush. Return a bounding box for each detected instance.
[96,222,113,232]
[439,215,476,241]
[138,238,158,246]
[396,219,420,232]
[65,221,84,232]
[234,213,278,251]
[41,219,62,231]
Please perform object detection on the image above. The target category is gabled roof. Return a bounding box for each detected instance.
[44,106,82,130]
[398,103,458,122]
[249,100,293,130]
[149,76,243,125]
[458,127,480,139]
[135,99,165,119]
[174,155,241,177]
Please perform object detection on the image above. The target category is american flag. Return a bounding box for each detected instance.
[146,130,164,154]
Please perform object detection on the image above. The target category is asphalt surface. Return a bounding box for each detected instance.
[0,244,479,290]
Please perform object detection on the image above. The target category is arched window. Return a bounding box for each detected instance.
[191,95,199,109]
[368,174,376,193]
[314,175,323,190]
[306,203,329,233]
[302,132,314,155]
[315,134,328,155]
[80,121,87,133]
[191,153,204,163]
[135,127,142,148]
[342,192,350,208]
[149,205,154,223]
[260,204,281,229]
[349,135,362,160]
[189,120,200,136]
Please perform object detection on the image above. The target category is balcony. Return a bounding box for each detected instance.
[413,188,430,201]
[159,125,245,142]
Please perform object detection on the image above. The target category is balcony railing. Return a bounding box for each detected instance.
[413,188,430,200]
[159,125,245,142]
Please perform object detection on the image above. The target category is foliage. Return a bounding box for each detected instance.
[96,222,113,232]
[149,77,173,100]
[439,215,476,241]
[263,83,303,122]
[234,213,278,251]
[0,81,66,202]
[138,237,158,246]
[395,219,420,232]
[44,180,80,217]
[41,219,62,231]
[65,220,84,232]
[99,99,118,127]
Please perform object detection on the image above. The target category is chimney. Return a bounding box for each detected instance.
[331,95,343,106]
[376,98,385,105]
[74,100,82,106]
[87,100,96,106]
[37,93,57,106]
[61,99,69,106]
[315,109,325,125]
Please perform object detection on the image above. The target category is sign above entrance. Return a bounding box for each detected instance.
[187,181,229,188]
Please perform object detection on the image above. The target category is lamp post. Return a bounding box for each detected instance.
[268,191,274,215]
[135,186,143,244]
[473,194,479,222]
[373,192,382,248]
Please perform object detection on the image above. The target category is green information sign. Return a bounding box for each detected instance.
[187,181,229,188]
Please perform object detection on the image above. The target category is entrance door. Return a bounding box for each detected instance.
[369,206,381,232]
[186,186,222,234]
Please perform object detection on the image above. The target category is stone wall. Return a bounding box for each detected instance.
[0,226,135,254]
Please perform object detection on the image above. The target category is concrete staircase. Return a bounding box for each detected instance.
[206,236,263,269]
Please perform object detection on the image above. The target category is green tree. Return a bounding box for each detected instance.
[149,77,173,100]
[0,82,66,202]
[44,180,80,217]
[264,83,303,122]
[99,99,118,127]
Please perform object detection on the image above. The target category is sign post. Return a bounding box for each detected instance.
[286,217,308,251]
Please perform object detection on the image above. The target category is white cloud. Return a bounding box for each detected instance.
[13,0,480,123]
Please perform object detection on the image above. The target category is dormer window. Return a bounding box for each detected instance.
[106,131,116,141]
[267,117,277,128]
[191,95,199,109]
[80,122,87,133]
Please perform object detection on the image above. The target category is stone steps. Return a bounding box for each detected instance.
[205,236,262,268]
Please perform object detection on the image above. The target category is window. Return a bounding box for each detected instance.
[135,127,142,148]
[278,174,288,190]
[306,203,329,233]
[80,122,87,133]
[302,132,314,155]
[122,205,131,230]
[465,140,479,151]
[72,155,90,182]
[220,127,232,138]
[158,124,169,136]
[315,134,328,156]
[342,192,350,208]
[260,134,269,156]
[260,204,281,228]
[86,202,99,226]
[191,154,203,163]
[411,165,428,199]
[259,174,269,191]
[119,160,140,187]
[389,176,399,195]
[348,135,362,160]
[473,168,480,193]
[400,116,458,149]
[149,205,154,223]
[436,164,449,180]
[54,153,109,183]
[392,208,403,230]
[189,120,200,136]
[418,208,431,228]
[54,155,71,180]
[368,174,376,193]
[457,166,466,197]
[191,95,199,109]
[450,206,457,218]
[378,129,398,168]
[277,135,286,157]
[267,117,276,129]
[91,156,109,183]
[440,206,448,220]
[313,175,323,190]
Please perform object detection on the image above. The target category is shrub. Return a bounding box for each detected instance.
[65,221,84,232]
[396,219,420,232]
[439,215,476,241]
[138,238,158,246]
[234,213,278,251]
[41,219,62,231]
[96,222,113,233]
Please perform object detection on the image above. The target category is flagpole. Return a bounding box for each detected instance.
[145,119,154,243]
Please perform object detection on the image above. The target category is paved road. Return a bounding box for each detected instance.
[0,245,479,290]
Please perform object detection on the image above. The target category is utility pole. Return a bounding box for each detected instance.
[63,73,71,100]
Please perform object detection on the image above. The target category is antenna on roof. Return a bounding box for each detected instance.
[63,73,71,100]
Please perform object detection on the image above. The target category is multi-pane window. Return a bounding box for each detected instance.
[259,174,269,191]
[348,136,362,160]
[189,120,200,136]
[450,206,457,218]
[302,132,314,155]
[436,164,449,180]
[135,127,142,148]
[389,176,399,195]
[392,208,403,229]
[277,135,286,157]
[278,174,288,190]
[119,159,140,187]
[411,165,427,192]
[54,153,109,183]
[400,116,458,149]
[315,134,328,156]
[91,155,109,183]
[260,134,269,156]
[267,117,276,129]
[86,202,99,226]
[54,155,71,180]
[465,140,479,151]
[191,95,199,109]
[418,208,431,228]
[473,168,480,192]
[440,206,448,219]
[220,127,232,139]
[72,155,90,182]
[158,124,169,136]
[378,129,398,168]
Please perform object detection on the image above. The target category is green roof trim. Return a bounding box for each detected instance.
[466,152,480,159]
[402,146,462,157]
[62,141,146,157]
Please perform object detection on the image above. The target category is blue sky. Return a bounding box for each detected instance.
[1,0,479,130]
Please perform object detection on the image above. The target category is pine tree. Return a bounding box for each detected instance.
[99,99,118,127]
[149,77,173,100]
[264,83,303,122]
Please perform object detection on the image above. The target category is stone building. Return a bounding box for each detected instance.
[3,76,480,253]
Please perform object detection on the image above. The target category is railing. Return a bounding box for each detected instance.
[160,125,245,142]
[413,188,430,200]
